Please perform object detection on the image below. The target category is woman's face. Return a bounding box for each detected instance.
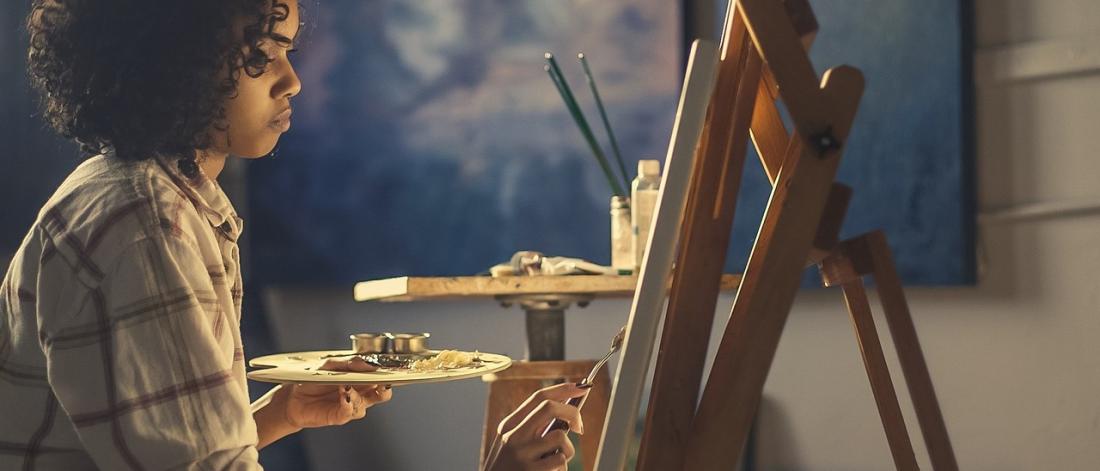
[215,1,302,159]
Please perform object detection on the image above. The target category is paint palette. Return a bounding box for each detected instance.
[247,349,512,386]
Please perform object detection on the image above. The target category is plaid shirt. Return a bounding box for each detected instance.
[0,155,261,470]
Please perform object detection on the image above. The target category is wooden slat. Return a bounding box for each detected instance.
[750,78,789,184]
[784,0,819,50]
[808,183,853,263]
[865,231,960,471]
[760,0,819,100]
[818,235,876,287]
[751,0,818,185]
[750,96,852,263]
[683,65,864,470]
[833,257,920,471]
[636,9,762,469]
[739,0,829,140]
[714,52,764,222]
[818,251,863,287]
[352,274,742,303]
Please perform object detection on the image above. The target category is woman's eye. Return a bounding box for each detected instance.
[248,53,269,66]
[287,48,299,55]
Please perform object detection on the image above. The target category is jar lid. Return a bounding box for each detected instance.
[638,159,660,177]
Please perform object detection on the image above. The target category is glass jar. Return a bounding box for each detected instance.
[610,196,632,272]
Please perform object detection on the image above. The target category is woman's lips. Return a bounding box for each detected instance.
[269,108,292,132]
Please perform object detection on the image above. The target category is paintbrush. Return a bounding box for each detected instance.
[544,53,626,196]
[538,326,628,457]
[579,53,629,190]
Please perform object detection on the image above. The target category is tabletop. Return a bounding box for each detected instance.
[353,274,743,303]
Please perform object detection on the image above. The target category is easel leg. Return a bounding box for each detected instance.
[638,10,762,469]
[824,254,919,470]
[821,231,959,470]
[681,66,864,471]
[864,231,960,471]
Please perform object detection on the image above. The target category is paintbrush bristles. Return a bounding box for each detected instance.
[544,53,626,196]
[578,53,630,190]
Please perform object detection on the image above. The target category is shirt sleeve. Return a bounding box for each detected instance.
[39,233,262,470]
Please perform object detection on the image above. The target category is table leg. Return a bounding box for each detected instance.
[497,294,593,362]
[524,308,565,361]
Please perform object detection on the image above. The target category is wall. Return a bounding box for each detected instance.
[262,0,1100,469]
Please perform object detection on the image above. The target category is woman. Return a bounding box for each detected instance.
[0,0,586,469]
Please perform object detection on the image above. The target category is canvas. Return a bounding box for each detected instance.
[594,39,718,471]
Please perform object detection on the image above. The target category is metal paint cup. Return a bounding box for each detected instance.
[391,333,430,354]
[350,332,393,353]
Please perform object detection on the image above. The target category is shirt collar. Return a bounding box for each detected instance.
[154,155,244,242]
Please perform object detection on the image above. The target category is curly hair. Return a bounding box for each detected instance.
[26,0,298,170]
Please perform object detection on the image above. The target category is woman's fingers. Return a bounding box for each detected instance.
[515,399,584,440]
[539,430,575,462]
[342,384,393,419]
[316,357,387,420]
[533,453,568,471]
[511,430,573,471]
[497,382,588,435]
[340,386,368,421]
[537,454,568,471]
[493,390,584,471]
[353,384,393,406]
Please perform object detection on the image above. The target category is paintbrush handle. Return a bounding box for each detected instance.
[545,54,626,196]
[579,53,629,189]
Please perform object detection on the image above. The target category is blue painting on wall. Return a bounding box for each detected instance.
[248,0,973,286]
[248,0,683,284]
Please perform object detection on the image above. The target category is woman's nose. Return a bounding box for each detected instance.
[273,59,301,99]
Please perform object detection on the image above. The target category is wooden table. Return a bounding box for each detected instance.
[353,274,742,361]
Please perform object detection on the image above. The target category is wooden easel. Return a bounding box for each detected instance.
[627,0,958,470]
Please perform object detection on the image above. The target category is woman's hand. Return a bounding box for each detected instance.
[255,356,394,448]
[488,382,590,471]
[281,356,394,429]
